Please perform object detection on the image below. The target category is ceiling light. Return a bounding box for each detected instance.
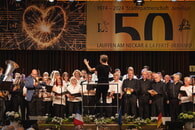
[49,0,55,2]
[134,0,144,6]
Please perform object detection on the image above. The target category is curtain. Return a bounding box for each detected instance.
[0,50,189,78]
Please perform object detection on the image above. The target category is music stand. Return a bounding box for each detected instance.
[0,81,13,91]
[87,84,95,91]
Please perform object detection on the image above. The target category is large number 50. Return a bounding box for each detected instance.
[115,13,173,40]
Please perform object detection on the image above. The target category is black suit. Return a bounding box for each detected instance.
[138,79,152,118]
[167,82,182,121]
[122,78,138,116]
[150,81,166,116]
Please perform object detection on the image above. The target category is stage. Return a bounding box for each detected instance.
[38,123,158,130]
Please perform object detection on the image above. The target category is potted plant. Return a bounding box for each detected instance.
[5,111,21,128]
[178,111,195,130]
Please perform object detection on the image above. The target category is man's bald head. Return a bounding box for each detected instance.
[31,69,38,78]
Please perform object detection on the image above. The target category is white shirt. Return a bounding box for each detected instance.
[67,84,82,102]
[63,80,70,87]
[52,85,67,106]
[122,74,138,81]
[179,85,192,103]
[92,73,98,82]
[108,80,123,94]
[76,78,84,85]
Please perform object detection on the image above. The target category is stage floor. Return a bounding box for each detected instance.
[38,123,158,130]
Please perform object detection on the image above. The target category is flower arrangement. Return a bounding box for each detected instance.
[5,111,21,122]
[51,116,64,129]
[133,117,151,130]
[94,117,107,126]
[64,114,75,122]
[83,115,96,123]
[178,111,195,122]
[43,113,152,130]
[122,113,135,124]
[83,114,119,124]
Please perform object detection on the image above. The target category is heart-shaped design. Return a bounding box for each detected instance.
[23,5,66,48]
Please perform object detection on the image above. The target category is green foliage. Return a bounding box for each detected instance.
[178,111,195,122]
[5,111,21,122]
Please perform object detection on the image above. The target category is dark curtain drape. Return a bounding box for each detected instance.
[0,50,189,78]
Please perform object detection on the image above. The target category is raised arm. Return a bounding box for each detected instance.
[83,59,96,72]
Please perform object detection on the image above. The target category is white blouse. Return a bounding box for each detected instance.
[179,85,192,103]
[52,85,67,106]
[108,80,123,94]
[67,84,82,102]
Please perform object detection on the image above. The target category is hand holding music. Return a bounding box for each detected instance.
[178,93,182,98]
[125,88,134,94]
[148,89,158,96]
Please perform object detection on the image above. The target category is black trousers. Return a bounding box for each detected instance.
[151,96,164,116]
[43,101,53,116]
[53,104,65,118]
[95,85,109,115]
[28,97,43,116]
[0,98,5,123]
[169,99,180,121]
[138,95,150,119]
[111,93,121,115]
[164,99,170,116]
[83,95,95,115]
[95,85,109,104]
[181,102,193,112]
[123,94,137,116]
[11,95,26,120]
[68,101,81,116]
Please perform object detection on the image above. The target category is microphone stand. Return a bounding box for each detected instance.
[61,85,63,118]
[192,78,195,128]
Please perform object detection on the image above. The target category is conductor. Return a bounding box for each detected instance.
[84,54,111,115]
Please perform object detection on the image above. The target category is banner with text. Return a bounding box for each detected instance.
[87,1,195,51]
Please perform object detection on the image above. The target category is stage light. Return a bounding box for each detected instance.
[49,0,55,2]
[134,0,144,6]
[117,0,122,1]
[16,0,22,2]
[69,0,74,2]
